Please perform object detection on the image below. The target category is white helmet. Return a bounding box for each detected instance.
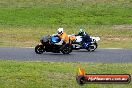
[57,28,64,34]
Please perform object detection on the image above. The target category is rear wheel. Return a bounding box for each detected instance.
[87,43,97,52]
[35,45,45,54]
[61,44,72,54]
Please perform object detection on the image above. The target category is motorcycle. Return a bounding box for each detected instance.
[35,35,73,54]
[69,34,100,51]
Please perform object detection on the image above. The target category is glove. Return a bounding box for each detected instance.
[55,39,64,45]
[55,42,62,45]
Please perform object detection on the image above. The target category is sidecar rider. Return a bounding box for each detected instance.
[55,28,69,45]
[76,29,92,44]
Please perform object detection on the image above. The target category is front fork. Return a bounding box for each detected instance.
[38,43,45,49]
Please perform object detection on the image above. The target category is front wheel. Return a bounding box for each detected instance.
[61,44,73,54]
[35,45,45,54]
[86,43,98,52]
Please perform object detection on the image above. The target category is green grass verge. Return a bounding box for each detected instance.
[0,0,132,48]
[0,60,131,88]
[0,26,132,48]
[0,0,132,26]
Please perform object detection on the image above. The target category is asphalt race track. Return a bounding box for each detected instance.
[0,47,132,62]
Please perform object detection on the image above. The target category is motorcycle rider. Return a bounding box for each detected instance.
[76,29,92,44]
[55,28,69,45]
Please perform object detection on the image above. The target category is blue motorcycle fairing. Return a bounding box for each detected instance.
[82,42,91,49]
[51,36,61,43]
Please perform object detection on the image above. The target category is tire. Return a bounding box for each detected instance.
[76,76,86,85]
[61,44,72,54]
[87,43,98,52]
[35,45,45,54]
